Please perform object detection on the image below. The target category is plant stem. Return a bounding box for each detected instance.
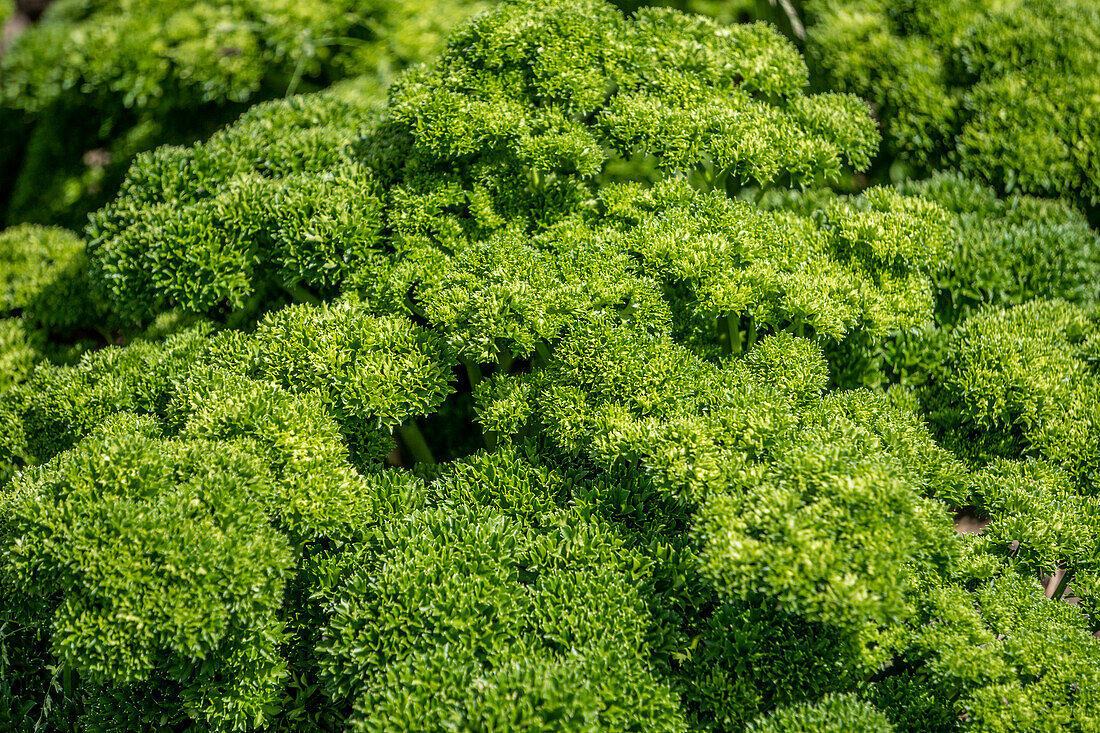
[283,281,322,306]
[397,421,435,466]
[725,313,741,356]
[1048,567,1075,601]
[402,293,428,320]
[496,348,515,375]
[771,0,805,40]
[461,358,483,390]
[63,662,77,729]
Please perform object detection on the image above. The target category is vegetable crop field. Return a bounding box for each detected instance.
[0,0,1098,730]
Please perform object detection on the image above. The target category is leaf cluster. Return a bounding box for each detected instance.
[802,0,1100,214]
[0,0,488,227]
[2,0,1100,731]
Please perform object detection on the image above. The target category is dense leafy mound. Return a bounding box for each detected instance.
[766,173,1100,389]
[927,299,1100,486]
[0,224,119,387]
[901,175,1100,321]
[1,0,1099,731]
[87,84,385,324]
[0,224,103,336]
[801,0,1100,214]
[0,0,488,227]
[92,0,945,360]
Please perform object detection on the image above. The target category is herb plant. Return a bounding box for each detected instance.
[0,1,1098,731]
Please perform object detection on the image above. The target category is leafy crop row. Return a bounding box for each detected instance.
[0,0,1098,731]
[0,0,488,227]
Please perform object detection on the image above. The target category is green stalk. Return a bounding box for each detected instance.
[725,313,742,356]
[285,41,310,97]
[397,421,435,466]
[754,0,773,27]
[753,0,805,41]
[402,293,428,320]
[461,358,483,390]
[283,281,323,306]
[496,347,515,375]
[63,662,76,729]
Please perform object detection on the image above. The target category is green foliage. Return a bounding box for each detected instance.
[0,299,455,478]
[0,0,488,227]
[746,694,893,733]
[617,182,952,357]
[174,372,393,542]
[90,4,960,388]
[372,0,875,239]
[0,224,208,387]
[926,299,1100,487]
[0,318,38,392]
[11,325,213,466]
[0,224,200,392]
[223,300,457,463]
[0,301,457,729]
[874,573,1100,732]
[902,174,1100,323]
[411,219,672,363]
[88,88,386,324]
[92,0,908,337]
[0,224,105,336]
[481,324,958,652]
[677,600,870,731]
[769,173,1100,390]
[0,417,292,731]
[961,460,1100,614]
[2,0,1099,730]
[375,177,953,371]
[802,0,1100,210]
[319,500,686,731]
